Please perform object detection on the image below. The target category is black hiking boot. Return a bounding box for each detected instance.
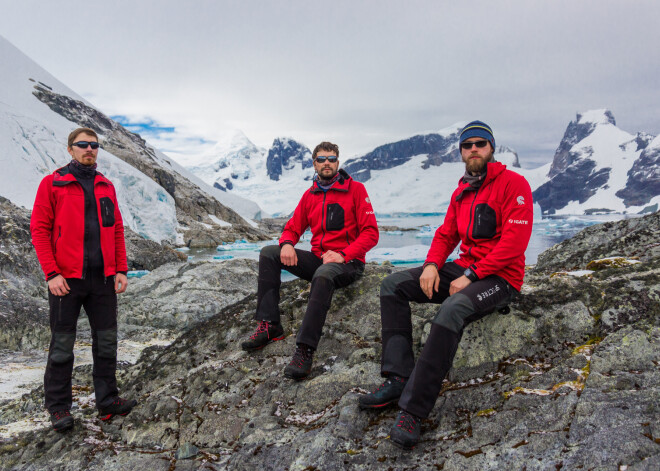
[390,410,422,450]
[98,397,138,421]
[283,345,314,380]
[50,409,74,432]
[241,321,285,352]
[358,375,407,410]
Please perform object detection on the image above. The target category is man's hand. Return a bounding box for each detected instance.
[48,275,70,296]
[420,264,440,299]
[280,244,298,266]
[449,275,471,296]
[322,250,345,264]
[115,273,128,294]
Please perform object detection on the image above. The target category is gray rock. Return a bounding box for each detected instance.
[1,213,659,469]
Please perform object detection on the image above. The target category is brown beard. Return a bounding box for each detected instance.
[464,153,493,174]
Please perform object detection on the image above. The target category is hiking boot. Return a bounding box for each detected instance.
[283,345,314,380]
[98,397,138,421]
[50,409,74,432]
[390,410,422,450]
[241,320,285,352]
[358,375,407,410]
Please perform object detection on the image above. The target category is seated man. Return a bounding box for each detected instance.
[241,141,379,379]
[359,121,533,449]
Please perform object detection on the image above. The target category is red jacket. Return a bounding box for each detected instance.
[280,169,379,263]
[31,166,128,280]
[425,162,533,291]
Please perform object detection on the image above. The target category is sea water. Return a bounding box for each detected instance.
[183,214,637,273]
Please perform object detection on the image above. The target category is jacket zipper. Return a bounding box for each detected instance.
[465,185,481,260]
[319,192,327,252]
[54,226,62,254]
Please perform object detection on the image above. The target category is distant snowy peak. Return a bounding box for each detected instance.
[343,126,463,182]
[342,125,521,181]
[266,137,312,181]
[533,109,658,215]
[548,109,616,178]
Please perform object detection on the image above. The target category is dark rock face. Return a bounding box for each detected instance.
[534,158,611,214]
[266,138,312,181]
[533,211,660,273]
[123,228,185,271]
[343,131,460,182]
[1,212,659,469]
[616,140,660,207]
[548,111,615,179]
[0,197,49,350]
[31,85,266,243]
[533,112,617,215]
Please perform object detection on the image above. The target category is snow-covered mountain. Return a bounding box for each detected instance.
[533,110,659,215]
[179,110,658,217]
[175,135,314,216]
[0,35,263,244]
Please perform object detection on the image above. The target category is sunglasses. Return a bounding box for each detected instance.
[71,141,100,149]
[314,156,338,163]
[460,140,489,150]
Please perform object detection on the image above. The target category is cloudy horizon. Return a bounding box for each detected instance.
[1,0,659,168]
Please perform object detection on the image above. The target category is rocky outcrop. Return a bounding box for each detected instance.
[266,138,312,181]
[533,211,660,273]
[1,211,658,469]
[117,259,259,342]
[0,197,49,350]
[123,228,185,271]
[31,85,266,243]
[0,197,198,350]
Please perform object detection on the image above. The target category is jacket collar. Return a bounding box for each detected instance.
[455,161,506,201]
[310,168,351,193]
[53,164,112,186]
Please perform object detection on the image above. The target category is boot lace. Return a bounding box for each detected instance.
[290,346,312,367]
[396,412,418,432]
[250,321,270,339]
[375,375,403,392]
[53,410,71,420]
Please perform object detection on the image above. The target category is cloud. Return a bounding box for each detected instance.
[1,0,659,169]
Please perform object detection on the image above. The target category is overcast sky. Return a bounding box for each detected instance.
[1,0,659,167]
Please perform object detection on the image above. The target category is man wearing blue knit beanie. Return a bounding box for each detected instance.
[359,120,534,450]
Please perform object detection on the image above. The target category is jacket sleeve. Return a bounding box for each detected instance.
[30,176,60,280]
[424,193,461,268]
[113,189,129,273]
[472,174,533,279]
[279,192,310,247]
[341,183,379,262]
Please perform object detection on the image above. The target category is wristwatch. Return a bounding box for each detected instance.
[464,268,479,282]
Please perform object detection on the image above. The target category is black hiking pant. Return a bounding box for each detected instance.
[255,244,364,349]
[379,262,514,418]
[45,268,119,413]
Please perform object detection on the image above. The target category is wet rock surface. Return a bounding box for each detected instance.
[0,213,659,470]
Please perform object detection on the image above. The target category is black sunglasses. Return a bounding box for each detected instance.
[71,141,100,149]
[460,140,489,150]
[315,156,338,163]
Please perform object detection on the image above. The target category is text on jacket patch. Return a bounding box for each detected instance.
[508,219,529,225]
[476,284,500,302]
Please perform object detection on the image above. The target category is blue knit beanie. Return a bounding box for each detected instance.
[459,121,495,150]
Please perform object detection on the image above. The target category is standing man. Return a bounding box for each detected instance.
[241,141,379,380]
[31,127,137,432]
[359,121,533,449]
